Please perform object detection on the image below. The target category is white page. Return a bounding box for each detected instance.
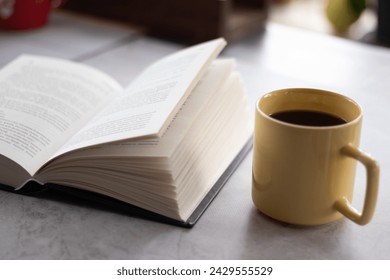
[56,38,226,155]
[0,55,123,176]
[49,59,237,163]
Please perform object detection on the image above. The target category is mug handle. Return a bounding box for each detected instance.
[334,144,380,225]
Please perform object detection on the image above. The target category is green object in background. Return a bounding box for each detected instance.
[326,0,366,32]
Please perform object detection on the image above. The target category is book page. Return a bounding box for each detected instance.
[56,38,226,155]
[0,55,123,176]
[48,59,236,163]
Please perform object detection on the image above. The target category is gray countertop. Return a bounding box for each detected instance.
[0,11,389,259]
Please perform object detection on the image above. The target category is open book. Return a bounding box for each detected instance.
[0,38,252,227]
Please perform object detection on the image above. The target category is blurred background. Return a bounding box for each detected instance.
[0,0,389,46]
[268,0,377,41]
[60,0,389,46]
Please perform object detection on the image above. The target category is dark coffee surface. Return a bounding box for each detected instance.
[269,110,347,126]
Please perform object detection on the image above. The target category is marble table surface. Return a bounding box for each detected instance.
[0,11,389,259]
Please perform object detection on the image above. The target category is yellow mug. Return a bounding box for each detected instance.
[252,88,379,225]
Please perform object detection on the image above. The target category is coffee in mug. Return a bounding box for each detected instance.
[269,110,346,126]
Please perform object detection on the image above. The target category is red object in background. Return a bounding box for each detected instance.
[0,0,63,30]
